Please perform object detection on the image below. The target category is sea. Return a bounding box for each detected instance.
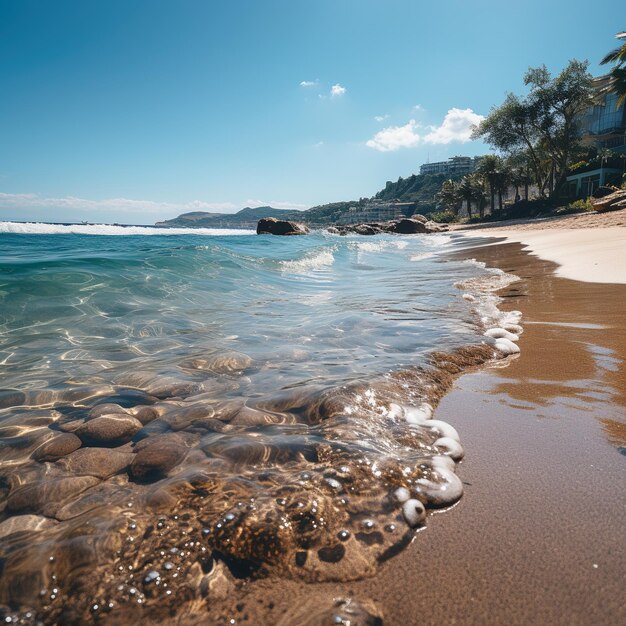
[0,221,520,622]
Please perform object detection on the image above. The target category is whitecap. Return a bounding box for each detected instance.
[0,221,255,236]
[279,249,335,273]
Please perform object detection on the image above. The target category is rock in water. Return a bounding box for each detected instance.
[0,515,57,540]
[56,447,135,479]
[257,217,309,236]
[130,435,189,481]
[7,476,100,515]
[387,218,429,234]
[32,433,82,462]
[75,414,143,446]
[328,216,448,236]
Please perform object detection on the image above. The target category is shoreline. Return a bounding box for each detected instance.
[453,208,626,285]
[1,225,624,624]
[193,232,625,625]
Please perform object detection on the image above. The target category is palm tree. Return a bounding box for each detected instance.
[495,163,513,211]
[458,176,475,218]
[469,173,487,218]
[601,31,626,107]
[476,155,502,214]
[435,179,462,215]
[505,152,534,200]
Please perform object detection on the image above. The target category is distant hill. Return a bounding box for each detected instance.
[156,206,303,229]
[374,173,459,212]
[157,172,460,228]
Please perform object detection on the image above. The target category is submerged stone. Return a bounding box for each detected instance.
[130,435,188,481]
[32,433,82,462]
[75,415,142,446]
[56,447,134,479]
[7,475,100,516]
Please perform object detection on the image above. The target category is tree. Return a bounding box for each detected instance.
[600,31,626,107]
[476,155,502,213]
[473,60,593,198]
[435,179,462,215]
[469,173,488,218]
[505,150,535,200]
[495,162,512,211]
[524,61,594,191]
[458,176,475,218]
[473,93,549,196]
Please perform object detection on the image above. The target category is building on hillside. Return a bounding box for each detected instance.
[419,155,483,177]
[566,75,626,197]
[334,201,415,225]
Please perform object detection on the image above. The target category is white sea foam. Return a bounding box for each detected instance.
[421,234,452,247]
[0,221,255,236]
[457,259,521,329]
[353,240,409,253]
[409,252,434,262]
[279,249,335,273]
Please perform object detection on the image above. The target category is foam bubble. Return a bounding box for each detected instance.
[402,498,426,527]
[434,436,464,461]
[494,337,521,355]
[484,328,520,342]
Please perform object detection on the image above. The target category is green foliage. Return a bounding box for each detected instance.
[568,160,589,172]
[374,173,452,212]
[473,60,594,198]
[429,210,458,223]
[435,179,462,214]
[556,198,593,215]
[601,31,626,107]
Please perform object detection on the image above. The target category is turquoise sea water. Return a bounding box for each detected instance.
[0,223,509,621]
[0,224,483,396]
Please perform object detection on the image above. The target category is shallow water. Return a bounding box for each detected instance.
[0,225,515,623]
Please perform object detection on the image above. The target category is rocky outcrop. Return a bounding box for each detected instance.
[387,218,429,234]
[257,217,309,236]
[591,188,626,212]
[327,216,448,236]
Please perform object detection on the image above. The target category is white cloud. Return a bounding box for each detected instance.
[366,120,421,152]
[366,108,483,152]
[0,192,309,215]
[330,83,346,97]
[300,80,318,87]
[374,114,389,122]
[413,104,424,112]
[423,108,484,144]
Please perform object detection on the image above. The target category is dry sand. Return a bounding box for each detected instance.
[455,208,626,284]
[196,231,626,625]
[484,228,626,283]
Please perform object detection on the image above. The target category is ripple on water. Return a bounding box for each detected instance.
[0,230,521,621]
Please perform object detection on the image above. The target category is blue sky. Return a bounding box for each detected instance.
[0,0,621,224]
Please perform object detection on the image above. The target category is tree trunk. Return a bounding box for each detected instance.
[524,170,529,200]
[490,183,495,214]
[498,189,503,211]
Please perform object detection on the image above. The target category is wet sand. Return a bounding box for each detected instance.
[197,237,625,625]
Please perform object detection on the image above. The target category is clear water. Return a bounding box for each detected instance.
[0,225,505,622]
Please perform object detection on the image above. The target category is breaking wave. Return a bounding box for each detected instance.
[0,221,254,236]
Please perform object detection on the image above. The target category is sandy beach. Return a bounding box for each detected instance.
[454,208,626,284]
[186,217,626,625]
